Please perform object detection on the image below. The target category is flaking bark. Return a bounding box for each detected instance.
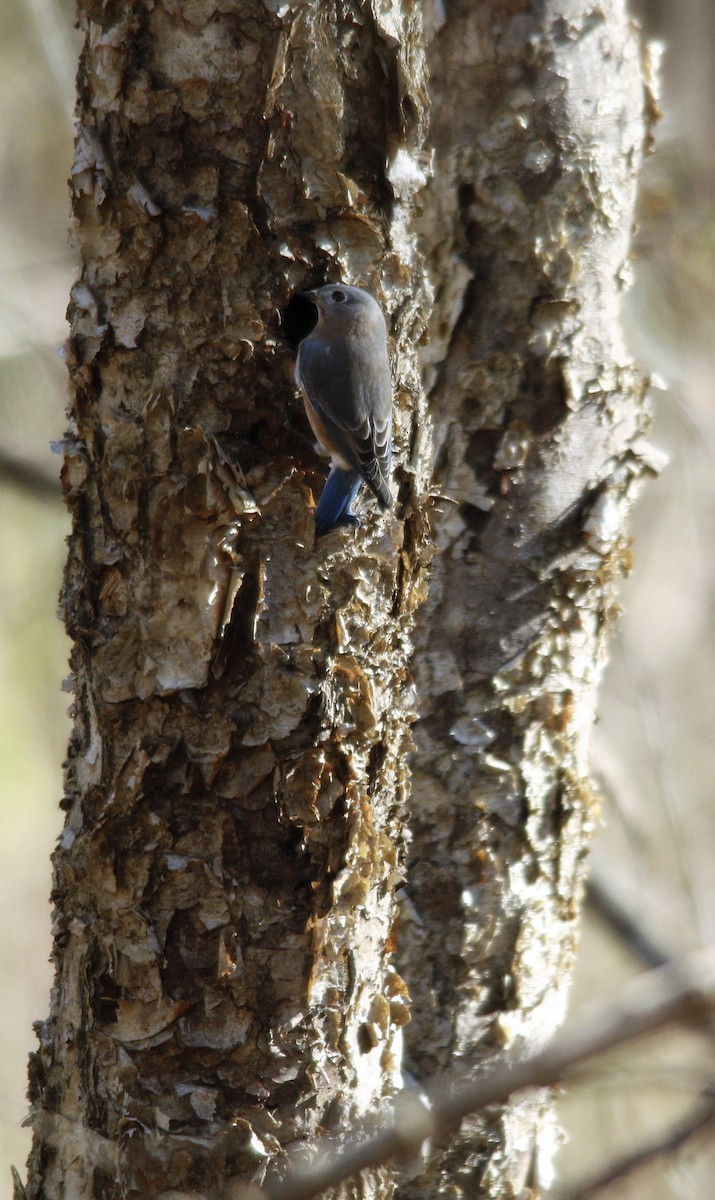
[25,2,430,1198]
[398,3,652,1196]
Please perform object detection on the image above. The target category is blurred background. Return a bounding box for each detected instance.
[557,3,715,1195]
[0,0,77,1184]
[2,1,715,1197]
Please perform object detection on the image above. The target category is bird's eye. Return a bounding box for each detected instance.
[331,289,347,303]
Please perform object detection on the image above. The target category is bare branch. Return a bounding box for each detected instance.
[0,447,59,502]
[556,1092,715,1200]
[587,860,671,969]
[265,947,715,1200]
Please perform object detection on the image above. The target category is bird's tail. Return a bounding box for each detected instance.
[315,467,362,537]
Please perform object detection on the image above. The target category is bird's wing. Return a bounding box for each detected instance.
[297,336,392,507]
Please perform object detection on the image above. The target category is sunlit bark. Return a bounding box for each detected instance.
[24,3,429,1197]
[399,3,652,1195]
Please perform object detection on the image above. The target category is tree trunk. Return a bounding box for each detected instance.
[22,2,650,1199]
[24,3,430,1198]
[397,2,652,1196]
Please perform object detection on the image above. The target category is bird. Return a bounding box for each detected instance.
[294,283,393,538]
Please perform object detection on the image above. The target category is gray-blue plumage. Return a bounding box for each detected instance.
[294,284,393,535]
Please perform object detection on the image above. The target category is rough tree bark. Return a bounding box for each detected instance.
[24,2,430,1198]
[21,2,650,1199]
[398,3,652,1196]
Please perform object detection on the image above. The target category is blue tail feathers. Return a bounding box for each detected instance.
[315,467,362,538]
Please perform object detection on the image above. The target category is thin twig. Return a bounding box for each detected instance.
[556,1092,715,1200]
[0,447,60,502]
[586,860,671,969]
[263,947,715,1200]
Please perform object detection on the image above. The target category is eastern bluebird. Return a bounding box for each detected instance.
[294,284,393,537]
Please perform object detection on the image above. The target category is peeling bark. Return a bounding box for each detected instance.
[397,3,652,1197]
[23,1,651,1199]
[25,3,429,1198]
